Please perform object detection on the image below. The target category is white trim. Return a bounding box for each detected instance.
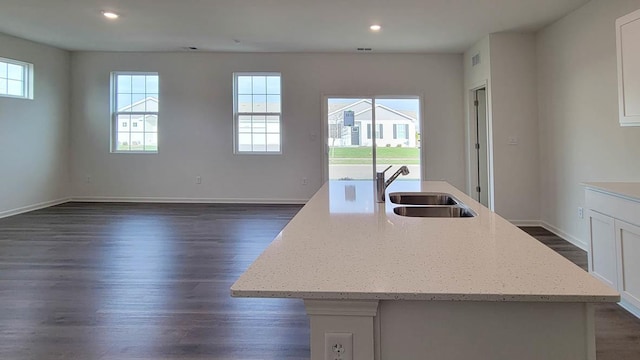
[0,198,70,219]
[541,221,589,251]
[70,196,307,205]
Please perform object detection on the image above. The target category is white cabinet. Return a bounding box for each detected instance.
[616,220,640,310]
[587,210,617,288]
[585,185,640,318]
[616,9,640,126]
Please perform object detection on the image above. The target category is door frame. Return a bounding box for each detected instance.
[322,94,424,182]
[466,81,494,210]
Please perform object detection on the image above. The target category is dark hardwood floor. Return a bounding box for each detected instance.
[0,204,638,359]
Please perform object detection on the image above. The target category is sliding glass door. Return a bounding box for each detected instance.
[326,97,421,181]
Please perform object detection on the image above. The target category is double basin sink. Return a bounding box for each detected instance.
[389,192,476,218]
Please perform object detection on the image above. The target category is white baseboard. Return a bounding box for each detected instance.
[69,196,308,205]
[541,221,588,251]
[619,299,640,319]
[509,220,541,227]
[0,198,70,219]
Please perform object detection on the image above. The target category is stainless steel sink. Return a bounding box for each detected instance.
[393,206,476,218]
[388,192,459,206]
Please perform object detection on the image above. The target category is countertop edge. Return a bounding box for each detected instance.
[582,182,640,203]
[230,290,620,303]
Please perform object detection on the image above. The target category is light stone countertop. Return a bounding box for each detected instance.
[231,180,619,302]
[583,182,640,203]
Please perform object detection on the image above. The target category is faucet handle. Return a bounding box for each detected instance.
[378,165,393,175]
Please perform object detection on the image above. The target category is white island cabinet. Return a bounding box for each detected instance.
[233,181,619,360]
[585,182,640,318]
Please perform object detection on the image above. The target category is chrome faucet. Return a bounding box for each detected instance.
[376,165,410,203]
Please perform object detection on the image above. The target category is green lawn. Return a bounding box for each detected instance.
[329,146,420,164]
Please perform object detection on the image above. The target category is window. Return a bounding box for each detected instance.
[0,57,33,99]
[376,124,384,139]
[393,124,409,139]
[367,124,384,139]
[111,72,159,152]
[234,73,281,153]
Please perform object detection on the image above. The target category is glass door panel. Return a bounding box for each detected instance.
[326,97,421,181]
[327,98,372,180]
[374,98,421,180]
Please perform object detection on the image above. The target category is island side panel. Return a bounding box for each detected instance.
[378,300,595,360]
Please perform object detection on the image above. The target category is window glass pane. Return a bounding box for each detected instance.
[266,134,280,152]
[131,115,143,132]
[131,75,146,93]
[0,79,6,94]
[266,116,280,133]
[145,115,158,131]
[145,95,159,112]
[144,133,158,151]
[117,75,132,94]
[7,79,23,96]
[130,133,144,151]
[117,94,132,111]
[145,75,159,93]
[238,115,252,131]
[252,115,266,132]
[118,115,131,131]
[0,63,7,78]
[252,134,266,152]
[238,133,252,152]
[266,95,280,112]
[238,95,252,112]
[117,133,131,151]
[237,76,252,94]
[252,76,266,94]
[131,93,146,109]
[7,64,23,80]
[252,94,266,112]
[266,76,280,94]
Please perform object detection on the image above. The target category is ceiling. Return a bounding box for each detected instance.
[0,0,590,53]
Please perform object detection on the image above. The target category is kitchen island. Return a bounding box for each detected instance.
[231,181,619,360]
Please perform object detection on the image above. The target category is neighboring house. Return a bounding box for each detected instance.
[328,99,418,148]
[116,96,158,147]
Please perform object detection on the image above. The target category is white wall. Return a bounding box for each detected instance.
[489,33,540,223]
[537,0,640,248]
[0,33,70,217]
[70,52,465,202]
[463,34,540,222]
[463,36,493,206]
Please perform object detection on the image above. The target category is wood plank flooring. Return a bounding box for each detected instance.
[0,204,638,359]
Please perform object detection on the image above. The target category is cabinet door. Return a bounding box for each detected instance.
[615,220,640,309]
[617,8,640,126]
[587,210,618,289]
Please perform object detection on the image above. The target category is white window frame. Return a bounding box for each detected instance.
[0,57,34,100]
[233,72,282,154]
[110,71,159,154]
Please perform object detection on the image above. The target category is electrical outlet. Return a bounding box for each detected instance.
[578,207,584,219]
[86,176,92,184]
[196,176,202,184]
[325,332,352,360]
[302,178,308,186]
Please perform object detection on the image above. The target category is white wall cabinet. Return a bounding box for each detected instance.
[585,185,640,318]
[616,9,640,126]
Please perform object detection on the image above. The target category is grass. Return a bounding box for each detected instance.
[329,146,420,164]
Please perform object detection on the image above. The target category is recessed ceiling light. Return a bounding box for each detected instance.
[102,11,119,19]
[370,25,382,31]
